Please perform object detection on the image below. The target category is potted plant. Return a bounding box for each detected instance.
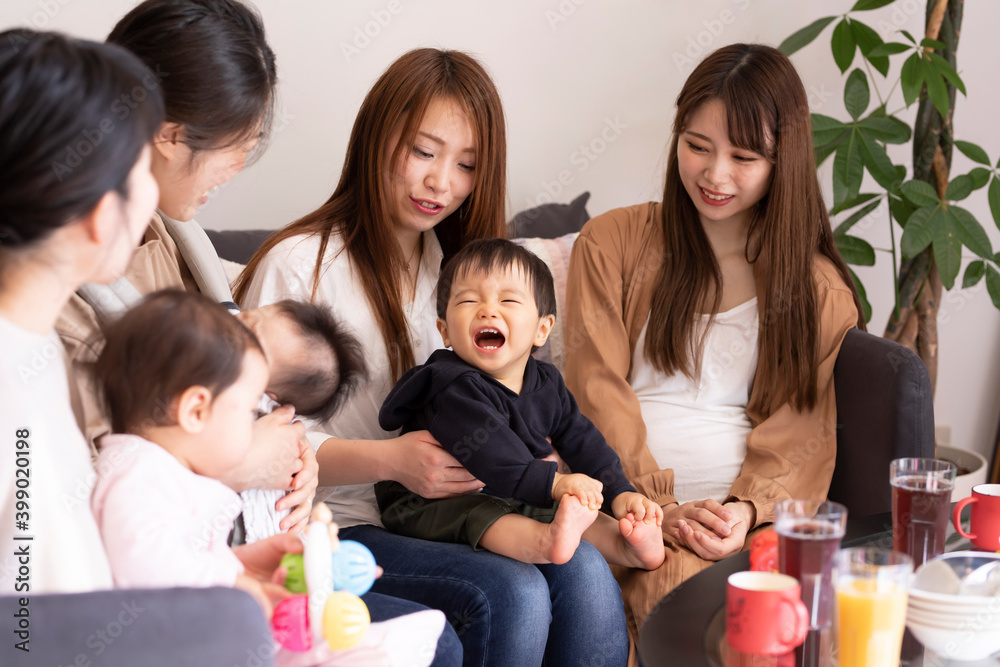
[780,0,993,493]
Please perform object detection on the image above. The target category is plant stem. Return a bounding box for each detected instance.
[862,57,886,108]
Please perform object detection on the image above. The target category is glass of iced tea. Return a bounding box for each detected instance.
[890,457,956,567]
[834,548,912,667]
[775,500,847,631]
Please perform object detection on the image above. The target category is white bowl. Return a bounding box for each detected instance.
[908,587,997,607]
[906,618,1000,661]
[906,608,1000,630]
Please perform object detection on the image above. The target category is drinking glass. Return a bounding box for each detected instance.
[890,458,956,567]
[775,499,847,631]
[834,548,912,667]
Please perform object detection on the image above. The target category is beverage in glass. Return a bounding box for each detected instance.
[890,458,956,567]
[835,548,912,667]
[775,500,847,630]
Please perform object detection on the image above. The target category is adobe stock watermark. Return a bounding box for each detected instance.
[19,0,73,30]
[672,0,751,74]
[339,0,403,63]
[50,65,168,182]
[545,0,588,31]
[522,116,627,212]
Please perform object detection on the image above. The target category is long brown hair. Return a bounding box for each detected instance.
[234,48,507,381]
[646,43,864,414]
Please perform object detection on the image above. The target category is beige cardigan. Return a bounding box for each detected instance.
[56,212,198,449]
[565,202,859,656]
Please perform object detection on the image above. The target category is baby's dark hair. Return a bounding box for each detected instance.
[436,238,556,320]
[269,300,367,424]
[96,289,264,435]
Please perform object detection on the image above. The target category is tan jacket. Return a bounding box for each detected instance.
[565,202,859,526]
[56,212,198,449]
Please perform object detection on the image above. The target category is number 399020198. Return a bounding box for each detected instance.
[14,428,30,533]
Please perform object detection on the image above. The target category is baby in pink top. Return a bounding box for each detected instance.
[91,289,443,667]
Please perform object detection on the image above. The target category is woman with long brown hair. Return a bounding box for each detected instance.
[235,48,629,666]
[564,43,865,657]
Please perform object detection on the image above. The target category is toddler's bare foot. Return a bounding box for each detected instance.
[619,513,666,570]
[546,495,599,564]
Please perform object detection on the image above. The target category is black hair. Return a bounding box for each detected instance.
[0,29,164,249]
[107,0,277,161]
[96,289,263,435]
[436,238,557,320]
[270,300,367,424]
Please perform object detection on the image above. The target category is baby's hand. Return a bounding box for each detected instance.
[552,472,603,510]
[612,492,663,525]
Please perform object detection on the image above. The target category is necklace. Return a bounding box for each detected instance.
[404,233,424,271]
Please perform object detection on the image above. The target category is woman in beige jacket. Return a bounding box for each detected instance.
[565,43,865,658]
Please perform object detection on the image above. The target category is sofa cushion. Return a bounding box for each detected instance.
[507,191,590,240]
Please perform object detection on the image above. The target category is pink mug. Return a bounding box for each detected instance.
[726,571,809,655]
[953,483,1000,552]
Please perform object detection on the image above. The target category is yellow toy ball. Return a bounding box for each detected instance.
[322,591,370,651]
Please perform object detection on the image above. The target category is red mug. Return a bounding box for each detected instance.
[726,571,809,655]
[953,483,1000,552]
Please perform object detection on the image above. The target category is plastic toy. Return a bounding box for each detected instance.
[271,505,376,652]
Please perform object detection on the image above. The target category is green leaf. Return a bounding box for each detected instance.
[832,192,880,216]
[844,69,870,120]
[832,19,857,73]
[933,214,962,290]
[811,114,848,146]
[858,116,911,143]
[969,167,991,190]
[926,52,966,96]
[889,194,915,228]
[954,140,990,165]
[921,56,950,118]
[901,180,940,207]
[779,16,837,56]
[949,206,993,258]
[848,20,888,75]
[834,199,882,235]
[836,234,877,266]
[847,267,873,322]
[833,131,864,206]
[858,132,901,192]
[900,30,916,44]
[963,260,985,288]
[900,206,939,258]
[990,177,1000,231]
[945,174,974,202]
[815,138,841,167]
[900,53,923,108]
[920,38,946,50]
[867,42,912,57]
[986,265,1000,310]
[851,0,895,9]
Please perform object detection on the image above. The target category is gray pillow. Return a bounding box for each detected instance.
[507,191,590,240]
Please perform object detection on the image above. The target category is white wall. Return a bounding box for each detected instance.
[4,0,999,463]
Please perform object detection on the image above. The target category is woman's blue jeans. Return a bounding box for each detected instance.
[344,524,629,667]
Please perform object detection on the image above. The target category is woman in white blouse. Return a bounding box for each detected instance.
[234,48,629,666]
[0,30,163,594]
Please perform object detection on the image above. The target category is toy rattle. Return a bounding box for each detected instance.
[271,505,378,652]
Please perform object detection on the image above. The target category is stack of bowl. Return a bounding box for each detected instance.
[906,552,1000,661]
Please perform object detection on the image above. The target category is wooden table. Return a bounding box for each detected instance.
[637,512,996,666]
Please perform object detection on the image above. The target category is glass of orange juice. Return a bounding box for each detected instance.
[834,548,912,667]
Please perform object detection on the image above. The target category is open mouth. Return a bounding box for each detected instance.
[411,197,443,214]
[474,327,506,350]
[700,186,733,201]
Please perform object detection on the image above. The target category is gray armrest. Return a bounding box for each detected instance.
[1,587,273,666]
[828,328,935,517]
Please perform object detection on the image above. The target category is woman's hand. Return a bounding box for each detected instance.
[385,430,483,498]
[277,442,319,532]
[666,500,754,561]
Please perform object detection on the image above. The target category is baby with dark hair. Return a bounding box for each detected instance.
[91,289,444,666]
[236,299,366,541]
[375,239,665,570]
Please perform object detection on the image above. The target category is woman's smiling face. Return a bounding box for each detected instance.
[677,98,773,231]
[387,96,477,236]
